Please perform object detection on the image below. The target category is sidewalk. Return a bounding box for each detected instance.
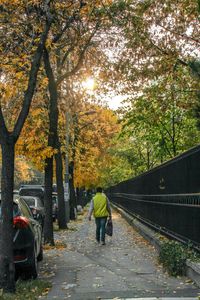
[39,210,200,300]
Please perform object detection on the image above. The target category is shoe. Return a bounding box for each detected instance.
[101,241,106,245]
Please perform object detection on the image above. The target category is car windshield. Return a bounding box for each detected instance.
[19,189,43,197]
[23,198,36,206]
[37,198,44,207]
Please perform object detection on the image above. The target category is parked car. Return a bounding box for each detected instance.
[20,196,45,229]
[19,185,44,205]
[19,185,58,222]
[52,192,58,222]
[0,197,43,279]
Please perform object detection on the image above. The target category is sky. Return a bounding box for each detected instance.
[82,77,126,111]
[106,95,124,110]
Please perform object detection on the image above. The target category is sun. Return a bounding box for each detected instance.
[82,77,95,90]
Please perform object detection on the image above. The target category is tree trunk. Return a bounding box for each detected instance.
[0,9,52,292]
[43,157,54,245]
[55,146,67,229]
[69,162,77,220]
[43,48,67,229]
[0,140,15,292]
[76,187,81,206]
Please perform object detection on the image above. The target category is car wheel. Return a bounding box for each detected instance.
[37,243,43,261]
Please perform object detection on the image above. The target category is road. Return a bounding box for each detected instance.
[39,210,200,300]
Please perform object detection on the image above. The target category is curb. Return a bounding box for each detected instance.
[186,260,200,287]
[112,204,200,288]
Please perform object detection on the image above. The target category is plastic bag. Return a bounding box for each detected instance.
[105,219,113,236]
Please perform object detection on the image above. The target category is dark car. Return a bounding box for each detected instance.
[20,196,45,228]
[19,185,44,205]
[19,185,57,221]
[0,197,43,279]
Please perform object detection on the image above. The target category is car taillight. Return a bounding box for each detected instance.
[14,255,27,262]
[13,216,29,229]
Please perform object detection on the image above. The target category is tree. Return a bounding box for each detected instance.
[118,70,199,175]
[0,0,52,292]
[120,0,199,78]
[41,0,129,223]
[99,0,199,109]
[73,105,120,188]
[11,1,129,236]
[41,1,103,228]
[96,0,200,177]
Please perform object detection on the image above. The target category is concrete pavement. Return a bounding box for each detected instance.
[39,210,200,300]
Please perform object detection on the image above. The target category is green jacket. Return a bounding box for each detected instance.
[89,192,111,218]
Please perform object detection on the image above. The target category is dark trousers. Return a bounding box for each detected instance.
[95,217,107,242]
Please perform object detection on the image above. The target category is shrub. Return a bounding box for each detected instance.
[159,240,200,276]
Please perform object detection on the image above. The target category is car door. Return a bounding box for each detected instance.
[18,198,42,256]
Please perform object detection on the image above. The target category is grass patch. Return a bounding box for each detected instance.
[1,279,51,300]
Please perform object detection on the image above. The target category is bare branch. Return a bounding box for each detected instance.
[61,45,76,68]
[52,16,76,44]
[52,1,90,44]
[56,22,100,86]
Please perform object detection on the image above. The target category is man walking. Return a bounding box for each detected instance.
[88,187,112,245]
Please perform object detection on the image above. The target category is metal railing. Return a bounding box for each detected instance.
[108,192,200,247]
